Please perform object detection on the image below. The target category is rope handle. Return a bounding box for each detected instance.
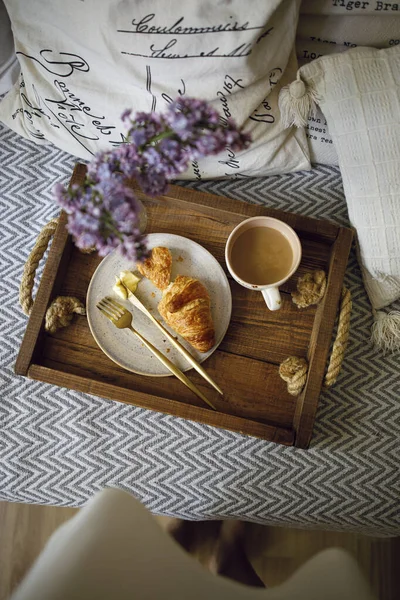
[324,286,352,387]
[279,274,352,395]
[19,217,85,333]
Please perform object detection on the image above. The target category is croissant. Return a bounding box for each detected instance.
[158,275,215,353]
[137,246,172,290]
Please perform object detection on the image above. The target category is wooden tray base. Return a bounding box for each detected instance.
[15,164,353,448]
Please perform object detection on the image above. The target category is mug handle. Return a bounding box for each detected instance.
[262,287,282,311]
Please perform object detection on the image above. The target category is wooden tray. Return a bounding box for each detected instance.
[15,164,353,448]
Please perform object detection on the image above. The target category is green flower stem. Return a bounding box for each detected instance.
[102,212,125,241]
[148,129,174,145]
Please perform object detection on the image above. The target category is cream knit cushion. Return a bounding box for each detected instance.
[295,2,400,166]
[298,46,400,311]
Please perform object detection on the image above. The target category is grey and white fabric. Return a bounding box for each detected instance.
[0,120,399,537]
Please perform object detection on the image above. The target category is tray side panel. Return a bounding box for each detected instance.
[27,364,295,446]
[134,182,341,243]
[15,164,87,376]
[15,213,71,375]
[294,227,354,448]
[39,336,297,428]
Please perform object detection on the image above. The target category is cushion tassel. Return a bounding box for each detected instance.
[371,310,400,353]
[278,75,320,129]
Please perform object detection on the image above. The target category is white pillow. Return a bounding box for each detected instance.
[0,0,310,179]
[298,46,400,313]
[0,0,19,95]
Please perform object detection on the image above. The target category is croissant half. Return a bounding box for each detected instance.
[137,247,172,290]
[158,275,215,353]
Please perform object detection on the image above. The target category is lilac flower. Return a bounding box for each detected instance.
[121,109,132,123]
[118,233,148,260]
[125,112,166,148]
[54,96,251,261]
[115,143,142,180]
[222,120,252,151]
[137,170,168,197]
[166,97,220,141]
[53,178,149,262]
[86,150,122,183]
[118,96,251,191]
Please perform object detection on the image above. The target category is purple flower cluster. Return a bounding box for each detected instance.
[54,179,148,261]
[54,97,251,261]
[120,98,251,196]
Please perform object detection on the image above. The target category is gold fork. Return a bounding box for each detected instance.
[97,297,217,411]
[124,286,223,395]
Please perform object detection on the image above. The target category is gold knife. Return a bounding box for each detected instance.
[120,283,223,396]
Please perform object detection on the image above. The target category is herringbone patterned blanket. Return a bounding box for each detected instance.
[1,121,398,536]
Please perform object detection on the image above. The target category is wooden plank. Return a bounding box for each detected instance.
[1,503,397,600]
[15,164,87,376]
[220,287,316,364]
[59,246,102,298]
[53,279,316,366]
[294,227,354,448]
[57,203,332,301]
[40,336,296,428]
[245,524,400,599]
[72,164,339,244]
[134,183,341,243]
[27,365,295,445]
[144,201,332,269]
[0,502,78,599]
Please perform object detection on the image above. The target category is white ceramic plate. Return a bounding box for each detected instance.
[86,233,232,377]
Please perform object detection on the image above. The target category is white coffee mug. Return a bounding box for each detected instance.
[225,216,302,311]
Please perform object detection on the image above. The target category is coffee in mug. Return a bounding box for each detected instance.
[225,217,302,311]
[230,226,294,286]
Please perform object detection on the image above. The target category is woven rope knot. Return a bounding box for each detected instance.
[292,270,327,308]
[45,296,86,334]
[289,79,306,99]
[279,357,308,396]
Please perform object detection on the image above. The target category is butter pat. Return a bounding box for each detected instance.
[113,277,128,299]
[113,270,140,299]
[120,270,140,293]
